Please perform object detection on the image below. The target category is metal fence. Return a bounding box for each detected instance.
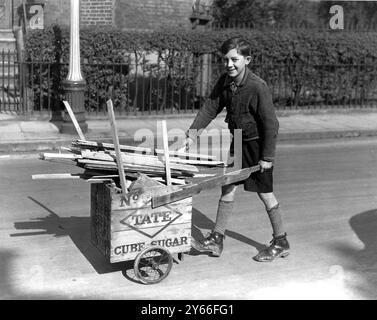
[210,20,377,32]
[0,50,23,113]
[20,55,214,116]
[2,53,377,115]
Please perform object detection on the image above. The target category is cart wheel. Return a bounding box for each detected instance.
[134,246,173,284]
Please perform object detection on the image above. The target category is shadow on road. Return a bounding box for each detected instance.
[0,249,68,299]
[330,209,377,299]
[191,207,266,255]
[11,196,128,276]
[11,197,265,281]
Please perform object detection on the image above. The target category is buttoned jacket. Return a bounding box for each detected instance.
[188,68,279,160]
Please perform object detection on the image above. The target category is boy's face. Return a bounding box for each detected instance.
[223,48,251,82]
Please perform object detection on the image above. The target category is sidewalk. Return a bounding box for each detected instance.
[1,110,377,153]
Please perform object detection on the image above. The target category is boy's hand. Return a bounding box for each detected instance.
[259,160,273,173]
[177,137,194,153]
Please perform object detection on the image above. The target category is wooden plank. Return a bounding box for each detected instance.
[73,139,152,153]
[151,177,187,185]
[151,165,261,208]
[73,139,217,161]
[77,158,187,173]
[167,157,224,167]
[32,173,83,180]
[193,173,217,178]
[161,120,172,186]
[85,174,185,185]
[62,101,86,141]
[155,149,217,161]
[80,149,199,173]
[82,164,194,177]
[40,153,82,160]
[87,178,115,183]
[107,99,128,196]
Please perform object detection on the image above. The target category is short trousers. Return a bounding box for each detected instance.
[229,138,273,193]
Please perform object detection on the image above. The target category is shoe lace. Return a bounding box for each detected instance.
[204,231,224,242]
[205,232,217,241]
[269,235,287,248]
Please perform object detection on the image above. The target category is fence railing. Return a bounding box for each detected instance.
[22,55,214,116]
[0,50,23,113]
[210,20,377,32]
[2,54,377,115]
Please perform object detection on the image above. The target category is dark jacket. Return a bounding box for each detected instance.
[187,68,279,160]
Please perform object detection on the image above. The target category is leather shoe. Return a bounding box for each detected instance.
[253,233,290,262]
[191,231,224,257]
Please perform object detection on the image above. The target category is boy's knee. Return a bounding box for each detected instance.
[258,192,274,199]
[258,192,278,209]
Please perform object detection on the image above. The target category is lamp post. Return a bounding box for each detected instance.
[60,0,88,135]
[190,0,213,98]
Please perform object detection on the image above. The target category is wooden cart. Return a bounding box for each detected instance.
[35,100,259,284]
[90,174,192,284]
[89,164,260,284]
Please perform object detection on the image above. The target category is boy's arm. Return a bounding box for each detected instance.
[186,99,224,140]
[185,74,227,140]
[177,75,226,152]
[255,83,279,162]
[177,100,223,153]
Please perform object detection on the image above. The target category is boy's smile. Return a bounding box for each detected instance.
[223,49,251,85]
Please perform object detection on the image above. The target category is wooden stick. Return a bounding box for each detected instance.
[32,173,83,180]
[73,139,215,160]
[40,152,82,160]
[63,101,86,141]
[73,139,151,153]
[161,120,172,186]
[80,150,199,173]
[155,149,217,161]
[167,157,224,166]
[151,177,187,185]
[152,165,261,208]
[106,99,128,195]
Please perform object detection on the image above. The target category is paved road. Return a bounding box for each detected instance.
[1,137,377,300]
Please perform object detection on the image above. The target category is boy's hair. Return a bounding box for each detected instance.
[220,37,251,56]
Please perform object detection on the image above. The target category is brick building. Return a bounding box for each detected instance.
[12,0,194,30]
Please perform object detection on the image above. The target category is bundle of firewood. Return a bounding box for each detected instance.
[32,100,224,189]
[35,138,224,185]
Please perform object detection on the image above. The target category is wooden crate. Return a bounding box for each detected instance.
[91,175,192,263]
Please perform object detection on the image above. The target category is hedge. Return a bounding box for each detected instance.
[25,26,377,112]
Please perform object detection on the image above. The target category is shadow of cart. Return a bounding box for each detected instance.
[11,196,130,275]
[191,207,267,255]
[11,195,265,283]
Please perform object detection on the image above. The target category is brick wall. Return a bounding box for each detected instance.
[114,0,193,30]
[12,0,194,30]
[81,0,114,26]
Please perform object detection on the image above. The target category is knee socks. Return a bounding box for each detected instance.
[212,201,285,237]
[213,200,234,236]
[267,203,285,237]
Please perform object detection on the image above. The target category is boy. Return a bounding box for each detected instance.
[178,37,289,262]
